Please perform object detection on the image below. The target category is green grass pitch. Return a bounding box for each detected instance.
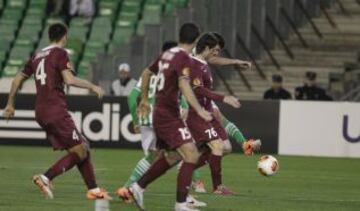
[0,146,359,211]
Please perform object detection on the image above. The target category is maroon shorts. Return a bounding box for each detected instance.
[211,118,228,141]
[36,112,87,150]
[186,112,219,144]
[154,118,193,151]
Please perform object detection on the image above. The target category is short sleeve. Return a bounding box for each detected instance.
[21,58,34,77]
[148,57,160,74]
[175,53,191,80]
[56,49,73,72]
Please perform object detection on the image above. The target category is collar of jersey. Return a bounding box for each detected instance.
[42,44,62,51]
[191,55,207,64]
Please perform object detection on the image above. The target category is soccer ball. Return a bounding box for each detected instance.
[257,155,279,176]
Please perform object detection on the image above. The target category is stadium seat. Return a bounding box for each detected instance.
[2,65,21,77]
[112,26,134,45]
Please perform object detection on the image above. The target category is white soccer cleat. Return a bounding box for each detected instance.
[33,174,54,199]
[175,202,200,211]
[129,183,145,210]
[186,195,207,207]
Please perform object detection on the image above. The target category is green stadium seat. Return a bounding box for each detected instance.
[8,46,32,62]
[17,24,42,43]
[168,0,188,7]
[8,0,27,9]
[29,0,47,8]
[69,27,89,42]
[77,60,91,78]
[2,65,21,77]
[112,26,133,45]
[98,1,118,17]
[46,18,65,25]
[142,4,162,24]
[23,15,43,25]
[27,7,45,16]
[2,8,24,21]
[70,17,89,27]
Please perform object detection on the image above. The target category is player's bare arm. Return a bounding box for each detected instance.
[138,68,153,118]
[208,56,252,70]
[178,78,212,122]
[3,73,28,120]
[61,70,104,99]
[193,86,241,108]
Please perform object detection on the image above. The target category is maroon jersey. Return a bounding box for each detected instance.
[148,47,192,123]
[22,45,73,118]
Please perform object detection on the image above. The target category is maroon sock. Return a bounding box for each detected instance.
[195,151,210,169]
[137,157,171,189]
[44,152,81,180]
[208,154,223,190]
[177,162,196,203]
[77,153,97,189]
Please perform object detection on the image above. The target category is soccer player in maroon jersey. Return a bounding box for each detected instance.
[186,33,240,195]
[187,32,261,195]
[126,23,212,211]
[2,23,111,200]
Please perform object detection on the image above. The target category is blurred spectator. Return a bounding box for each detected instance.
[47,0,67,17]
[295,71,333,101]
[263,74,292,100]
[69,0,95,20]
[111,63,137,96]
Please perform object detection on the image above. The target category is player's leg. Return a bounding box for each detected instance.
[175,142,200,211]
[214,107,261,155]
[206,139,225,191]
[122,127,157,188]
[129,150,181,210]
[34,142,85,199]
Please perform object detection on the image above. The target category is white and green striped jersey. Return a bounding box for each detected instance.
[134,75,158,127]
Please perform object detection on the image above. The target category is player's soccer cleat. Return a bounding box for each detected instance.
[33,175,54,199]
[186,194,207,207]
[192,180,206,193]
[243,139,262,155]
[86,188,112,200]
[213,185,236,196]
[116,187,134,203]
[128,183,145,211]
[175,202,200,211]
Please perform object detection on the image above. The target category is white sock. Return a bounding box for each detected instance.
[89,187,100,192]
[40,175,50,185]
[133,183,144,192]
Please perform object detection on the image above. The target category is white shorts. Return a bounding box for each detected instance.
[140,126,157,155]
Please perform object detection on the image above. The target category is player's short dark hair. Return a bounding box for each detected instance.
[48,23,68,42]
[306,71,317,81]
[211,32,225,49]
[195,33,219,55]
[272,74,283,83]
[179,23,200,44]
[162,41,178,52]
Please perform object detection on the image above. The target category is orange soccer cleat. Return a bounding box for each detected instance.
[87,188,112,200]
[242,139,262,156]
[116,187,134,203]
[33,174,54,199]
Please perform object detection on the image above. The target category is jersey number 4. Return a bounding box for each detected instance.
[35,59,47,85]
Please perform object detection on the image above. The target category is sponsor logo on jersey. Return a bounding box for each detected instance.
[182,68,190,76]
[193,78,201,86]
